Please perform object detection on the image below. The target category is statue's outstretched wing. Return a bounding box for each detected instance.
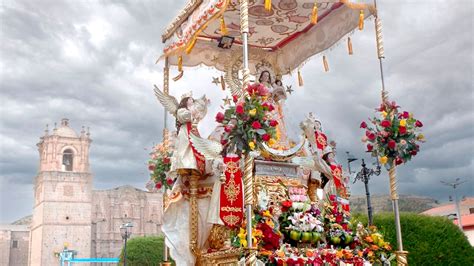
[189,133,223,160]
[153,85,178,116]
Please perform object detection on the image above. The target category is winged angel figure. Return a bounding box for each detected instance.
[153,85,210,174]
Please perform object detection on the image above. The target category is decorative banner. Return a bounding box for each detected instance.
[220,156,244,228]
[186,123,206,174]
[314,131,328,151]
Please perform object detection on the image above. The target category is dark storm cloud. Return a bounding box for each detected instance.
[0,0,472,223]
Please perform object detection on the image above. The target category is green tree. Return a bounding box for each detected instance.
[119,236,173,266]
[352,212,474,265]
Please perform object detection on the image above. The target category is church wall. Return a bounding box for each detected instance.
[0,230,11,266]
[9,231,29,266]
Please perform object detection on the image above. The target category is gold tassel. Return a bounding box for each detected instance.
[264,0,271,11]
[220,16,228,35]
[323,56,329,72]
[173,56,183,81]
[347,37,353,55]
[185,37,197,54]
[220,75,225,91]
[298,69,303,86]
[177,55,183,72]
[311,3,318,25]
[359,10,364,30]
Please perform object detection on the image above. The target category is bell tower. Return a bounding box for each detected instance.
[29,118,93,266]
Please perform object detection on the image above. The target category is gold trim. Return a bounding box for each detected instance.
[162,0,203,42]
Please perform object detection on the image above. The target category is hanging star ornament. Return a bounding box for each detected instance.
[212,77,220,85]
[286,85,294,94]
[222,96,232,105]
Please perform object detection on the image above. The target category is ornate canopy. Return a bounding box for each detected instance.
[160,0,374,75]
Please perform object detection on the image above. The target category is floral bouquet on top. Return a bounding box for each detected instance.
[215,83,278,155]
[361,99,425,169]
[148,143,173,190]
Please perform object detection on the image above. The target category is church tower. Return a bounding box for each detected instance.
[29,119,92,266]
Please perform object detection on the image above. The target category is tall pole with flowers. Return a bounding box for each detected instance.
[362,1,426,264]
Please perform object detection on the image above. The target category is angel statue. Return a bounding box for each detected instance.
[293,114,332,202]
[154,85,223,265]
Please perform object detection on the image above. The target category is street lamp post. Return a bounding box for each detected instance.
[441,178,466,231]
[353,159,381,225]
[120,222,133,266]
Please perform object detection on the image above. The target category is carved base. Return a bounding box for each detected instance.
[395,250,409,266]
[199,248,242,266]
[160,262,173,266]
[207,224,232,250]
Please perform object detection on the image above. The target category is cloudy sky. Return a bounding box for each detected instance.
[0,0,472,223]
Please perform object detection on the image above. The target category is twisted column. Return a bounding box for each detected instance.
[243,154,256,265]
[389,165,398,200]
[240,0,251,92]
[189,173,200,257]
[375,18,385,59]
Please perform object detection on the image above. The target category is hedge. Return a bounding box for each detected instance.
[119,236,173,266]
[352,212,474,265]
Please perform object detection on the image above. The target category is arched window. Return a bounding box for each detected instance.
[62,149,74,171]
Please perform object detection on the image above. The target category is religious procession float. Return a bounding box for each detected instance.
[146,1,425,265]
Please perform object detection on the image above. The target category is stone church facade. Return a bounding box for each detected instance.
[0,119,162,266]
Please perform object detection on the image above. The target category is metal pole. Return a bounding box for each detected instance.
[123,236,127,266]
[452,183,463,230]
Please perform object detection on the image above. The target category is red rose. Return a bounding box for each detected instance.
[215,112,225,123]
[232,95,238,103]
[381,120,391,128]
[415,120,423,127]
[388,139,396,149]
[269,120,278,127]
[395,157,404,165]
[155,182,162,189]
[236,104,244,114]
[399,126,407,135]
[282,200,292,208]
[220,138,228,145]
[148,164,155,171]
[329,194,336,202]
[360,121,367,128]
[252,121,262,129]
[367,132,376,141]
[367,144,373,152]
[166,178,174,185]
[262,134,270,141]
[402,111,409,119]
[410,150,417,156]
[163,157,170,164]
[268,104,275,111]
[224,125,233,133]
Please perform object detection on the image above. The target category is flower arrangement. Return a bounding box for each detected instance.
[355,223,395,264]
[279,199,324,246]
[322,195,354,247]
[215,83,278,154]
[232,209,282,255]
[148,143,173,190]
[361,100,425,169]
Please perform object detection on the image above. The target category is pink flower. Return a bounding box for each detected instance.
[251,121,262,129]
[362,136,368,143]
[388,139,396,149]
[236,104,244,114]
[381,120,391,128]
[257,84,269,96]
[360,121,367,129]
[148,164,155,171]
[367,144,373,152]
[262,133,270,141]
[215,112,225,123]
[399,126,407,135]
[402,111,410,119]
[415,120,423,127]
